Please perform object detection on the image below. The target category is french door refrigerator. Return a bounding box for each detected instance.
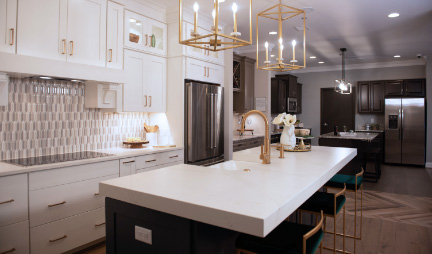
[185,81,224,166]
[385,98,425,166]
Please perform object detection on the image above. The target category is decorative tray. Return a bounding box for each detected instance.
[123,140,149,148]
[276,143,312,152]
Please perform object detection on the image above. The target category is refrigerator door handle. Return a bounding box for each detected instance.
[398,109,402,140]
[401,108,404,141]
[213,94,217,148]
[210,94,214,149]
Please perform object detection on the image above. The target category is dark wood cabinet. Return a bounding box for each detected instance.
[385,79,425,97]
[358,81,384,113]
[233,54,256,113]
[297,83,302,114]
[275,74,298,97]
[271,78,287,113]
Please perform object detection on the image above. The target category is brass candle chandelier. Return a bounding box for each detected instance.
[256,0,306,71]
[179,0,252,51]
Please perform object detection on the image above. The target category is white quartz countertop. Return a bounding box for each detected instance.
[99,145,356,237]
[0,146,182,177]
[319,132,379,141]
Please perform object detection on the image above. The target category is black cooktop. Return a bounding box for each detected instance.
[2,151,115,167]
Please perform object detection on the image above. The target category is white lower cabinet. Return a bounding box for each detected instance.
[136,161,183,174]
[120,157,136,177]
[186,57,223,84]
[0,220,30,254]
[30,207,105,254]
[0,174,28,227]
[29,174,117,227]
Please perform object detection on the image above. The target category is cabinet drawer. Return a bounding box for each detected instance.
[120,157,136,177]
[135,153,163,169]
[136,161,183,174]
[29,174,116,227]
[29,160,119,190]
[163,149,184,164]
[30,207,105,254]
[0,174,28,227]
[0,220,30,254]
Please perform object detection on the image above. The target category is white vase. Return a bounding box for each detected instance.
[280,125,296,148]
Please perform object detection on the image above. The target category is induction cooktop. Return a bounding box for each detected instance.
[2,151,115,167]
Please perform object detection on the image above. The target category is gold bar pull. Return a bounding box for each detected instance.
[149,96,152,107]
[145,159,156,163]
[62,39,66,54]
[144,95,147,107]
[49,235,67,242]
[108,49,113,62]
[207,46,210,56]
[169,155,179,159]
[9,28,14,46]
[0,248,16,254]
[69,41,74,56]
[94,193,100,196]
[0,199,14,205]
[204,66,206,76]
[122,160,135,164]
[48,201,66,207]
[145,34,148,46]
[207,67,209,77]
[95,222,106,227]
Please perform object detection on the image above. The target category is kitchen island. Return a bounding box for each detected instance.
[100,146,356,254]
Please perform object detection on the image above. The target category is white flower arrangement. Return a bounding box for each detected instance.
[272,113,299,127]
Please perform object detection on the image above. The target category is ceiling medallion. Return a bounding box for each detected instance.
[334,48,352,94]
[257,0,306,72]
[179,0,252,52]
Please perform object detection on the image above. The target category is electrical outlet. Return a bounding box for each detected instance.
[135,226,152,245]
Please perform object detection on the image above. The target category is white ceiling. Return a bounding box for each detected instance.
[157,0,432,68]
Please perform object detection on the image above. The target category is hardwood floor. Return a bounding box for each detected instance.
[78,164,432,254]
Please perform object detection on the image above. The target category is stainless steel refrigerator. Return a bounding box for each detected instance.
[185,81,224,165]
[385,98,426,166]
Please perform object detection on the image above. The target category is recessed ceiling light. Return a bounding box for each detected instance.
[310,56,316,59]
[39,76,52,79]
[388,13,399,18]
[270,55,275,57]
[269,31,277,35]
[394,55,401,58]
[318,61,324,64]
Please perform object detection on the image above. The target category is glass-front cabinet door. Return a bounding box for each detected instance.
[124,10,148,51]
[146,19,167,56]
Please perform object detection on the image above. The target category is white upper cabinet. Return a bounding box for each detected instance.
[0,0,17,54]
[147,55,166,112]
[17,0,68,61]
[125,10,167,56]
[123,50,166,112]
[67,0,107,67]
[186,57,223,84]
[107,1,124,69]
[17,0,106,66]
[123,50,147,112]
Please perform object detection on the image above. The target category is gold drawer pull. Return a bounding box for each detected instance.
[149,96,152,107]
[69,41,74,56]
[169,155,179,159]
[122,160,135,164]
[48,201,66,207]
[94,193,100,196]
[108,49,113,62]
[95,222,106,227]
[9,28,14,46]
[0,199,14,205]
[49,235,67,242]
[145,159,156,163]
[62,39,66,54]
[0,248,16,254]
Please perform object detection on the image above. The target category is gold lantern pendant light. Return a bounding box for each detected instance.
[179,0,252,52]
[257,0,306,71]
[334,48,352,94]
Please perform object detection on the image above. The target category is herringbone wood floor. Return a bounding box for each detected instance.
[77,165,432,254]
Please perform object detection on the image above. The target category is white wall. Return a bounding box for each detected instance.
[426,57,432,168]
[294,65,426,145]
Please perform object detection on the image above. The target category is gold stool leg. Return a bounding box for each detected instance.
[360,184,363,240]
[343,203,346,254]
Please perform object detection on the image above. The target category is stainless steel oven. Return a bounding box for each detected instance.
[287,98,297,113]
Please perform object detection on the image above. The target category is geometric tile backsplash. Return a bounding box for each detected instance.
[0,78,149,160]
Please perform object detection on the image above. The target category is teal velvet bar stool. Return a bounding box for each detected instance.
[324,169,364,254]
[236,211,324,254]
[298,184,347,254]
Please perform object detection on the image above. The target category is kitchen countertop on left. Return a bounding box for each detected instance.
[0,146,183,177]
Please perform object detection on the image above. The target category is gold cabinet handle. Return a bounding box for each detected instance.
[169,155,179,159]
[207,46,210,56]
[122,160,135,164]
[0,248,16,254]
[204,66,206,76]
[149,96,152,107]
[9,28,14,46]
[62,39,66,54]
[94,193,100,196]
[95,222,106,227]
[145,34,148,46]
[207,67,210,77]
[49,235,67,242]
[48,201,66,208]
[145,159,156,163]
[144,95,147,107]
[108,49,113,62]
[69,41,74,56]
[0,199,14,205]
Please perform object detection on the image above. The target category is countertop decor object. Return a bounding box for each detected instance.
[256,0,306,72]
[144,123,159,145]
[319,132,378,142]
[123,140,149,148]
[178,0,252,51]
[272,113,299,149]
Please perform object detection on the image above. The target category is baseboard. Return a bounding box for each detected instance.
[426,162,432,168]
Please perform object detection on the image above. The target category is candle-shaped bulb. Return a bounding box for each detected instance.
[193,2,199,12]
[212,9,216,25]
[291,40,297,47]
[264,41,269,62]
[291,40,296,62]
[232,3,238,13]
[279,38,283,45]
[280,45,284,50]
[265,41,269,48]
